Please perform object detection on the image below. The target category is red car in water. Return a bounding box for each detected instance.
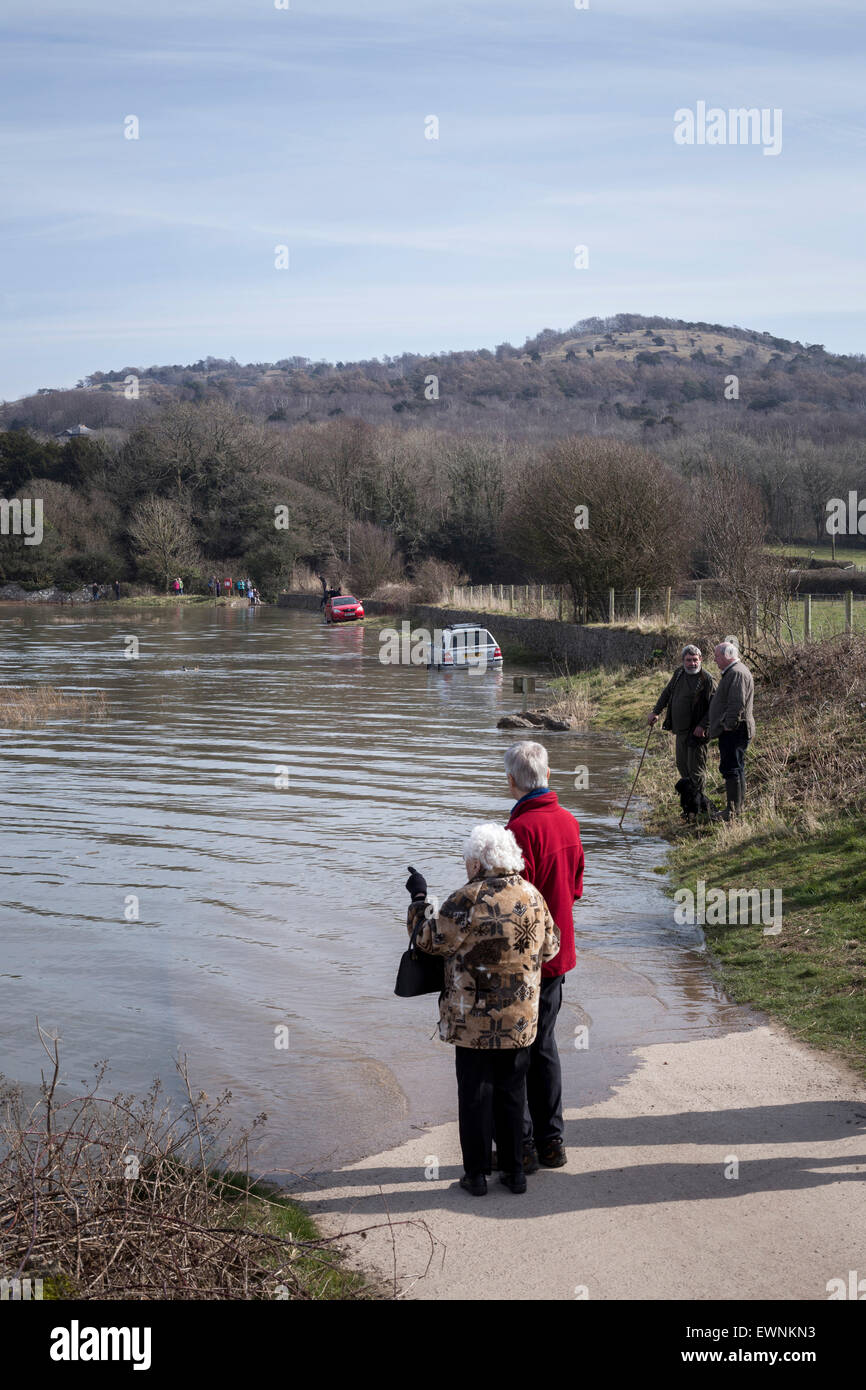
[325,594,365,623]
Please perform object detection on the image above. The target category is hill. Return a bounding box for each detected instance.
[4,313,866,446]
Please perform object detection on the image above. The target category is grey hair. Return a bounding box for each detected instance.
[681,644,701,658]
[503,739,549,792]
[463,823,524,876]
[715,640,739,661]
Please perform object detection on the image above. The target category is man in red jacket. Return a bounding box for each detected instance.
[504,740,584,1172]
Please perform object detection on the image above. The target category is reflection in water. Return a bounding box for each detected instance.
[0,604,752,1179]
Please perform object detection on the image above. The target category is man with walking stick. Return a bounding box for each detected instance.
[647,644,715,821]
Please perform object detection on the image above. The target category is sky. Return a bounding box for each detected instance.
[1,0,864,400]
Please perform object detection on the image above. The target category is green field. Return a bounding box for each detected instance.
[767,541,866,568]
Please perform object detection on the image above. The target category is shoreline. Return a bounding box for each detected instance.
[305,1016,866,1300]
[303,651,866,1298]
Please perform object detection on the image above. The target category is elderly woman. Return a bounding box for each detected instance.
[405,823,559,1196]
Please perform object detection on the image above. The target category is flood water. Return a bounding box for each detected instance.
[0,603,752,1184]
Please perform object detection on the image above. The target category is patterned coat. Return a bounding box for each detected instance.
[407,872,560,1048]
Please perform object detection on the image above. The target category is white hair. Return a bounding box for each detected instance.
[681,644,702,658]
[503,740,549,792]
[463,823,524,876]
[715,640,739,661]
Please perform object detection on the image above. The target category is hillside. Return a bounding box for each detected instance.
[4,313,866,445]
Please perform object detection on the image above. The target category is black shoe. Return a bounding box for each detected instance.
[537,1139,567,1168]
[499,1171,527,1194]
[459,1172,487,1197]
[493,1143,539,1175]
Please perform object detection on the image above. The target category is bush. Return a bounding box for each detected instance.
[411,558,465,603]
[348,521,403,597]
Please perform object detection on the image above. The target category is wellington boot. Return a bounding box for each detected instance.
[721,777,740,822]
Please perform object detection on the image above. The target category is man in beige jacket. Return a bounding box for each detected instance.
[700,640,755,820]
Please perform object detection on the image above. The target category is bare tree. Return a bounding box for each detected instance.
[697,463,793,647]
[503,437,689,618]
[128,496,200,592]
[348,520,404,596]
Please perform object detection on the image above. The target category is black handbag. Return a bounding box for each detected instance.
[394,917,445,997]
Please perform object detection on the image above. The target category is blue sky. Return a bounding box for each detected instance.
[1,0,864,399]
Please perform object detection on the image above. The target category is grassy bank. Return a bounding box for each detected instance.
[552,640,866,1079]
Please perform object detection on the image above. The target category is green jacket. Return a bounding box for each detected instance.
[653,665,715,733]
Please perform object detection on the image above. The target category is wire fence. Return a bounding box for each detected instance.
[449,582,866,642]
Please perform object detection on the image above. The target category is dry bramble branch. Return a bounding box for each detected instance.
[0,1024,434,1300]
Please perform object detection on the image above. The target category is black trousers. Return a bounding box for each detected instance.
[524,974,565,1148]
[718,725,750,790]
[455,1045,530,1176]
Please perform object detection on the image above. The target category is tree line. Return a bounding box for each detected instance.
[1,398,862,602]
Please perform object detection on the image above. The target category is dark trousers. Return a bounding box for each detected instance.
[455,1045,530,1176]
[718,725,750,790]
[524,974,565,1148]
[675,731,708,799]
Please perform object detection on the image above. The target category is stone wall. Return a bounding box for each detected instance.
[277,592,677,669]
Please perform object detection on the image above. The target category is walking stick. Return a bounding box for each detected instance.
[618,723,655,828]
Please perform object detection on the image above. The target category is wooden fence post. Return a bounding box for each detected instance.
[558,587,563,621]
[695,582,702,623]
[634,587,641,621]
[664,586,671,625]
[804,593,811,642]
[845,589,853,634]
[608,587,615,624]
[509,584,514,611]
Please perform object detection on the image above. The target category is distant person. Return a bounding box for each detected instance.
[207,577,214,596]
[91,582,99,601]
[319,575,328,609]
[648,644,716,820]
[178,576,184,596]
[404,825,559,1196]
[706,640,755,821]
[238,578,246,597]
[113,579,120,600]
[504,740,584,1174]
[215,578,221,597]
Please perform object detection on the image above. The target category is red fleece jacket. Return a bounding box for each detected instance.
[506,790,584,977]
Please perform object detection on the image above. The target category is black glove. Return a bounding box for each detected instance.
[405,865,427,901]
